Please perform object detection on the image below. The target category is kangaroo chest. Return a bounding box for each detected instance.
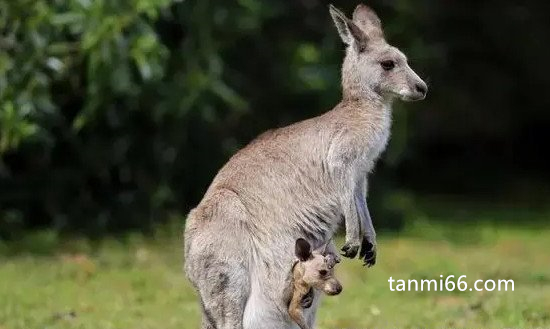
[368,123,390,164]
[357,112,392,173]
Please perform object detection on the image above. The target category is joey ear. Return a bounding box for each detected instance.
[295,238,312,262]
[352,4,384,40]
[329,4,368,51]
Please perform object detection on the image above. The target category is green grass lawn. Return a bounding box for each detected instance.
[1,218,550,329]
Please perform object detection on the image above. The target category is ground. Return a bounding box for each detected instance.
[1,206,550,329]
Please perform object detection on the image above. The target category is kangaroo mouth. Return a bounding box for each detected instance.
[397,89,426,102]
[402,92,426,101]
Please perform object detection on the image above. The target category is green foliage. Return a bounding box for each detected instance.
[0,0,172,135]
[0,0,549,234]
[0,102,39,153]
[0,0,178,234]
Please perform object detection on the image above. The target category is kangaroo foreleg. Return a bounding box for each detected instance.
[356,178,377,267]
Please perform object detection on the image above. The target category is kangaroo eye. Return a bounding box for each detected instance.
[319,270,328,276]
[380,60,395,71]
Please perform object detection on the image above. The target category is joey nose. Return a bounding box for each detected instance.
[325,281,343,295]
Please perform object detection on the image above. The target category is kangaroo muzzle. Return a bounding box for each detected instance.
[323,279,343,295]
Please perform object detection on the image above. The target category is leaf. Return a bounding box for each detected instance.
[50,12,84,26]
[210,80,248,113]
[46,57,64,73]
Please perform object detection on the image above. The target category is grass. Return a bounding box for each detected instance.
[1,213,550,328]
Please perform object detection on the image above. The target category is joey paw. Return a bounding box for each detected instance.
[325,253,340,269]
[300,288,314,308]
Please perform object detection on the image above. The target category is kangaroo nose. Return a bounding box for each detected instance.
[415,82,427,96]
[325,281,343,295]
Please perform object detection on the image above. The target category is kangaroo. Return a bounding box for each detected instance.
[184,3,427,329]
[288,238,342,329]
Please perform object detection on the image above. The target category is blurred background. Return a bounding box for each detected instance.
[1,1,550,328]
[1,0,549,237]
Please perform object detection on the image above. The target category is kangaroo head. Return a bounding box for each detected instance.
[294,238,343,296]
[329,4,427,103]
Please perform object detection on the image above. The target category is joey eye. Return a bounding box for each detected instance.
[380,60,395,71]
[319,270,328,276]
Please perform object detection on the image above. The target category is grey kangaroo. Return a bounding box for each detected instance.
[184,3,427,329]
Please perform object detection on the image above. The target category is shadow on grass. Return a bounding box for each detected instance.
[0,220,185,257]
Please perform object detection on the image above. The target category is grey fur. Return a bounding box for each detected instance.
[184,3,426,329]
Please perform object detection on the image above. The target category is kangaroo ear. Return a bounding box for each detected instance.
[352,4,384,40]
[295,238,312,262]
[329,4,368,51]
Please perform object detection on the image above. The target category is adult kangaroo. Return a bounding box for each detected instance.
[184,3,427,329]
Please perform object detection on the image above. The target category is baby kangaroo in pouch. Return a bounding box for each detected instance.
[288,238,342,329]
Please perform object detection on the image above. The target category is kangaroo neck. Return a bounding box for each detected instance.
[339,92,393,117]
[341,84,393,109]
